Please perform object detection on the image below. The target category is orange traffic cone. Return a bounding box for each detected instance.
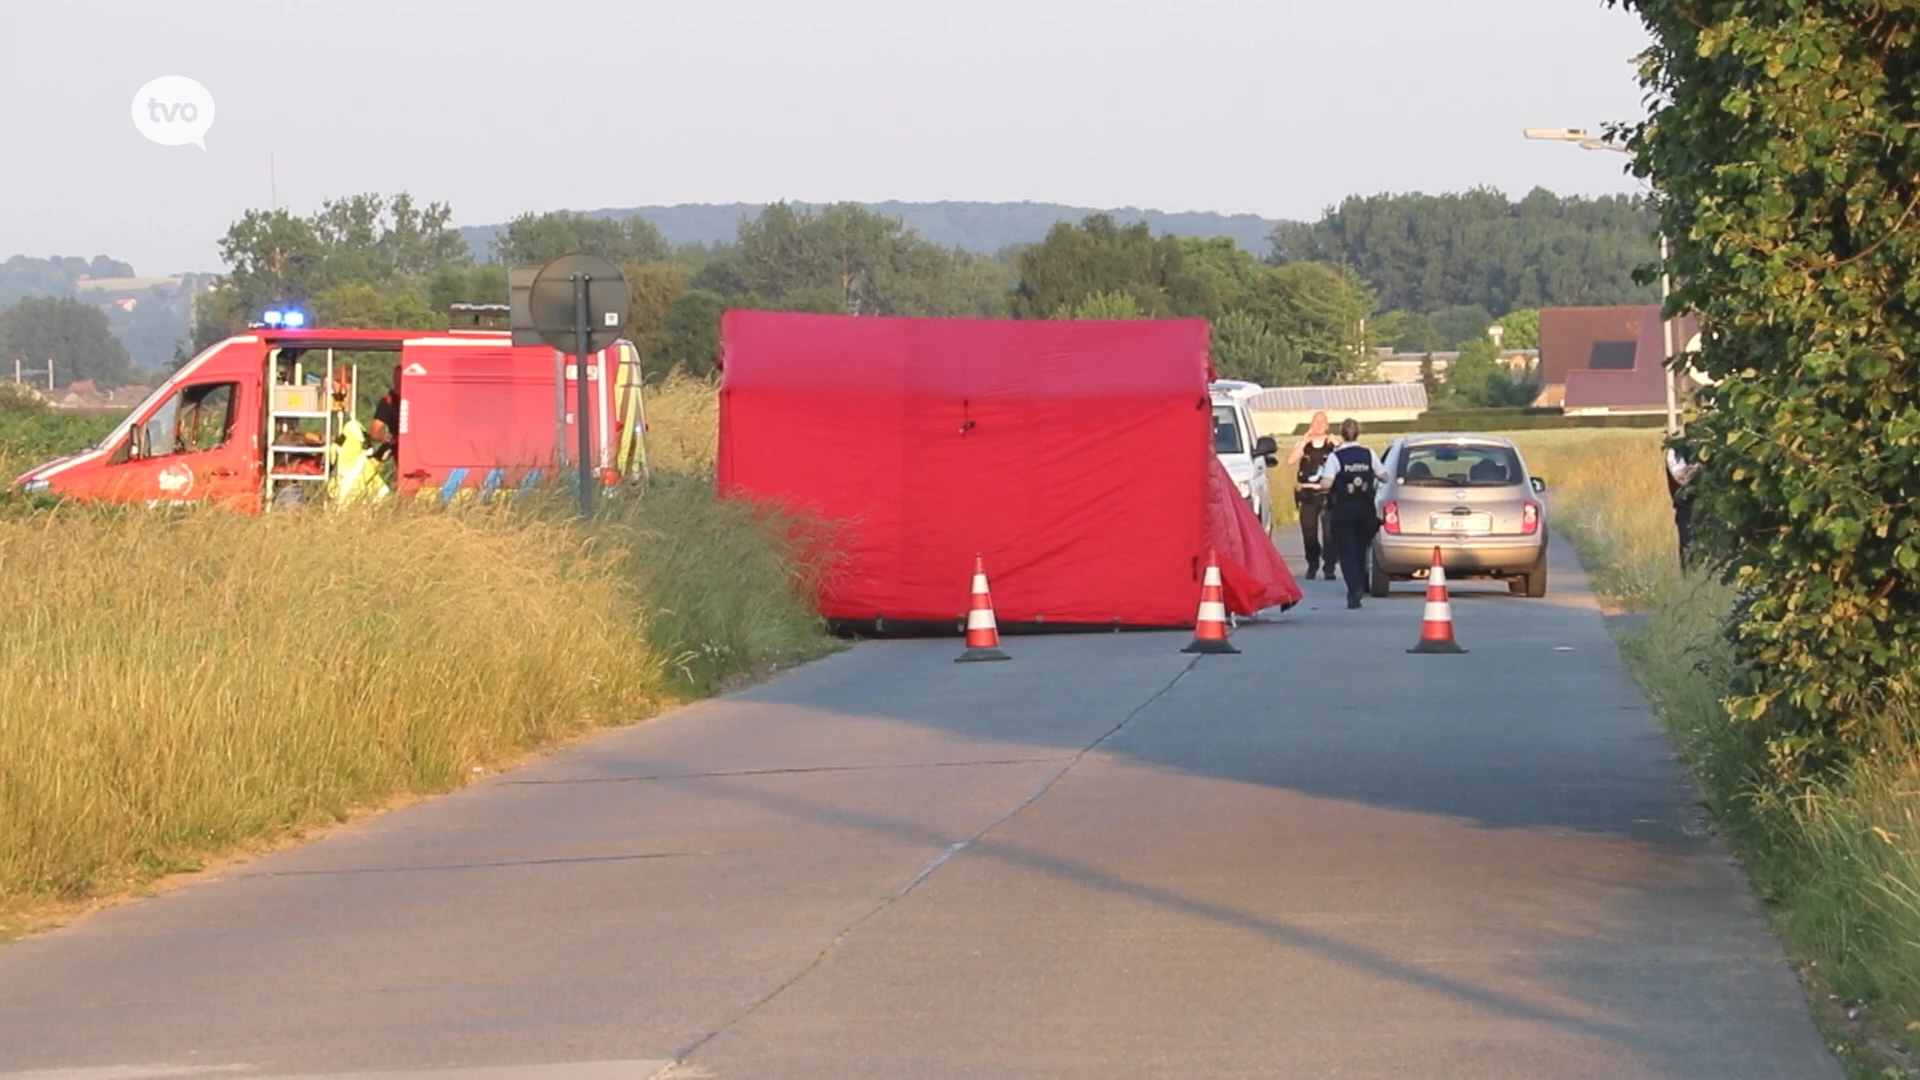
[1183,551,1241,655]
[1407,546,1467,654]
[957,555,1011,663]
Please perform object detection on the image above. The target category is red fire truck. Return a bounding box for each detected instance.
[10,314,650,510]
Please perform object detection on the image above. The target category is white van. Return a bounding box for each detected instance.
[1209,382,1278,530]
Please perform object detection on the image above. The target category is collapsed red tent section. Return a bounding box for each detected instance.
[716,310,1300,628]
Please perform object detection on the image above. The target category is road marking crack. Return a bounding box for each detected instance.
[498,756,1074,786]
[665,657,1201,1066]
[237,850,722,879]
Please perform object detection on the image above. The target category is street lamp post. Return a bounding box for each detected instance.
[1523,127,1681,436]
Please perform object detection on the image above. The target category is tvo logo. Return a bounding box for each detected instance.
[131,76,216,149]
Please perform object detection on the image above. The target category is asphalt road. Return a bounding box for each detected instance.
[0,531,1840,1080]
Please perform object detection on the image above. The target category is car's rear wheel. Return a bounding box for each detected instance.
[1368,558,1391,598]
[1524,550,1548,598]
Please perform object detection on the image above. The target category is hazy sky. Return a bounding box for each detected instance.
[0,0,1653,275]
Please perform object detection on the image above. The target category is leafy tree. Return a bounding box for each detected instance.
[1432,337,1502,407]
[0,296,136,389]
[1007,214,1195,319]
[660,289,729,377]
[312,282,439,330]
[1496,308,1541,351]
[1429,304,1494,350]
[427,263,510,313]
[1271,188,1659,315]
[621,261,692,367]
[692,202,1005,317]
[1431,337,1539,408]
[0,256,81,307]
[1054,290,1146,320]
[311,193,469,282]
[1373,310,1441,353]
[1419,353,1441,397]
[1609,0,1920,772]
[1482,370,1542,408]
[491,211,670,268]
[1012,218,1376,383]
[200,193,471,347]
[217,209,327,314]
[1175,236,1264,319]
[1253,262,1377,384]
[1211,310,1306,386]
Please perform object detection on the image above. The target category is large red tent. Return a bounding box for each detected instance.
[716,311,1299,628]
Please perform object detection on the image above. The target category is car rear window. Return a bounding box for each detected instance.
[1398,443,1524,487]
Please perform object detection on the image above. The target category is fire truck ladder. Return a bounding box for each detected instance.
[265,347,350,508]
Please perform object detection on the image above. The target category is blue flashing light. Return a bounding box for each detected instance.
[283,310,306,329]
[261,310,285,327]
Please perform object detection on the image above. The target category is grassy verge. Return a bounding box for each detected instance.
[1,386,119,495]
[1500,425,1920,1077]
[0,375,834,936]
[1502,428,1680,613]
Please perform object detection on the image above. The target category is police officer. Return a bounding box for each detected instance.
[1316,418,1389,609]
[1665,439,1701,570]
[1284,410,1339,579]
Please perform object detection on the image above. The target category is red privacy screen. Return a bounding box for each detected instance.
[717,311,1297,627]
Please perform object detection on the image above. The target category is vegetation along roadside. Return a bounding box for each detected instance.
[1520,427,1919,1079]
[0,376,837,940]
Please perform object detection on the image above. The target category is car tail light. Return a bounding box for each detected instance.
[1382,500,1401,535]
[1522,500,1541,535]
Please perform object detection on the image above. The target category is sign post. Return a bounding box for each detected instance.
[573,274,594,517]
[524,254,632,519]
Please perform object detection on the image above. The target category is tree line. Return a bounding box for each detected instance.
[0,255,172,390]
[188,187,1654,405]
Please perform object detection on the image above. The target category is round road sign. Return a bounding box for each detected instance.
[528,253,633,355]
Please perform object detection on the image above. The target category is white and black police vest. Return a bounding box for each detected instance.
[1296,440,1334,488]
[1330,444,1377,504]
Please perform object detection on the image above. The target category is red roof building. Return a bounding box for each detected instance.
[1538,305,1699,414]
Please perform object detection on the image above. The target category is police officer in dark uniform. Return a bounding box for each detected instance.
[1315,418,1389,609]
[1665,440,1700,570]
[1285,410,1338,579]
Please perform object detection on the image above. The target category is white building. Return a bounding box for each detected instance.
[1247,383,1430,438]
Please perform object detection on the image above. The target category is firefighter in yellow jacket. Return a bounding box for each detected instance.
[329,415,390,507]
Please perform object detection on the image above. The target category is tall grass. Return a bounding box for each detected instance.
[1626,582,1920,1068]
[1504,428,1678,612]
[0,375,830,915]
[1523,426,1920,1069]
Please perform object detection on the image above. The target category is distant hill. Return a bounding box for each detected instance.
[0,255,197,371]
[457,201,1289,261]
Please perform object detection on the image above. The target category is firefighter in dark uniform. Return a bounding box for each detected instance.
[1315,418,1389,609]
[1284,410,1338,579]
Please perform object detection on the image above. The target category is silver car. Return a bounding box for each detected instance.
[1369,433,1550,597]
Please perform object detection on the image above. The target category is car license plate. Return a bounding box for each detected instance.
[1432,513,1492,532]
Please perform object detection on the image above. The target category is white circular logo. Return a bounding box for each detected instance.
[157,464,195,496]
[131,76,216,149]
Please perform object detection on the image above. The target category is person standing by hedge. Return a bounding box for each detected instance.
[1285,411,1339,579]
[1665,439,1701,570]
